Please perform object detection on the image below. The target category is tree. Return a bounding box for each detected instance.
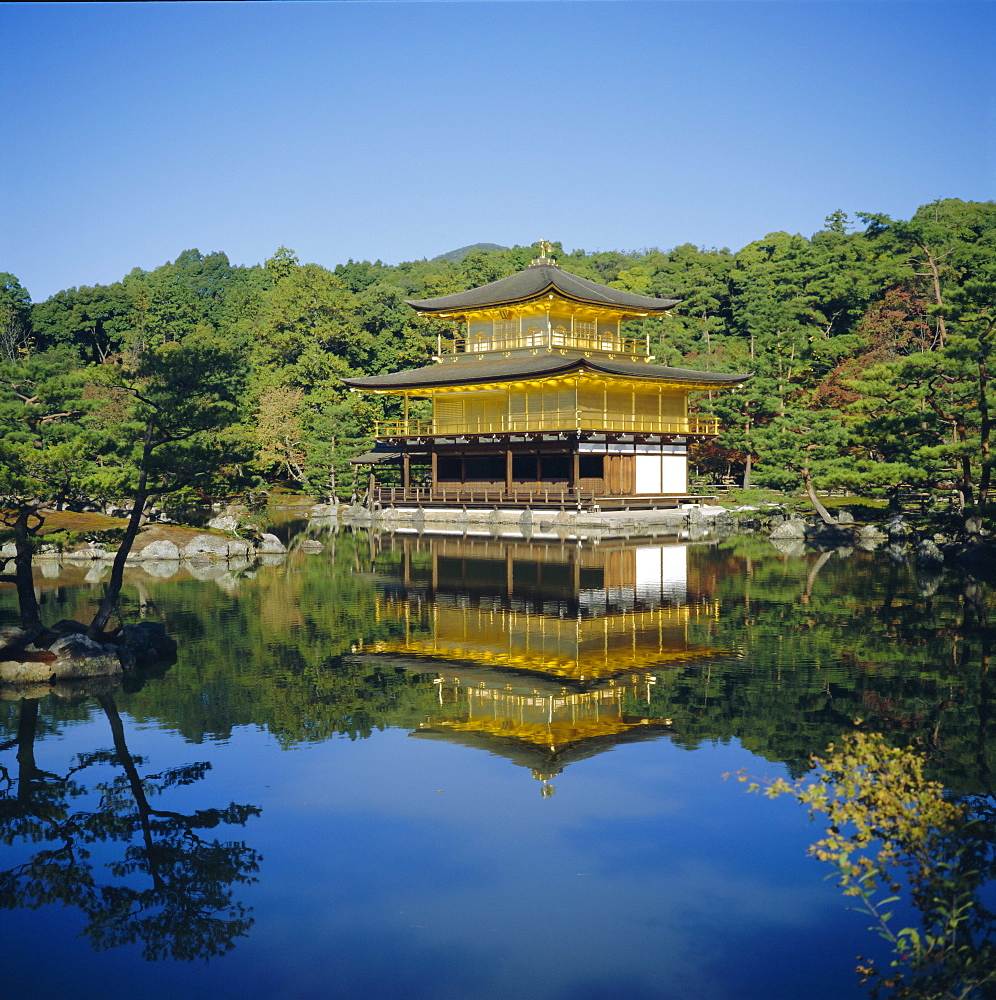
[0,349,92,630]
[248,251,372,495]
[31,282,135,362]
[86,327,250,636]
[0,273,32,361]
[848,275,995,521]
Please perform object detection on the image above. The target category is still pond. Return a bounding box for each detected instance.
[1,523,992,1000]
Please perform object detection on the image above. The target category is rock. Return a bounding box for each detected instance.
[806,523,857,548]
[341,504,372,524]
[887,515,909,542]
[259,533,287,554]
[115,622,177,665]
[64,544,108,562]
[301,539,324,554]
[184,534,231,560]
[915,539,945,569]
[141,539,182,561]
[0,625,32,647]
[837,510,855,524]
[50,619,88,635]
[207,514,240,531]
[40,560,63,578]
[225,539,253,559]
[770,519,807,540]
[48,633,124,679]
[1,541,17,558]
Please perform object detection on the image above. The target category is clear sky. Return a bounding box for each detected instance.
[2,0,993,302]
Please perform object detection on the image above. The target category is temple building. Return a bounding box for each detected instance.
[344,244,749,509]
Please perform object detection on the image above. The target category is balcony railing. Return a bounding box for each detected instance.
[442,330,650,356]
[371,485,697,509]
[374,415,720,437]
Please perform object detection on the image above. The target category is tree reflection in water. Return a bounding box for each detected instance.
[0,693,261,961]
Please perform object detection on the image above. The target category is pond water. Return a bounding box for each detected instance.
[1,525,992,1000]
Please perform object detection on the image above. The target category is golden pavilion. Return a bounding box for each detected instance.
[344,243,749,509]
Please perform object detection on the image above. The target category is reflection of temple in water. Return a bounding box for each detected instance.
[356,534,721,788]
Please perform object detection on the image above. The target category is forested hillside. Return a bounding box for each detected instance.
[1,198,993,520]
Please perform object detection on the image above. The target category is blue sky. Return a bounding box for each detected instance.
[2,1,993,301]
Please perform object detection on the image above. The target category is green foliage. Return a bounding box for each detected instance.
[11,200,993,513]
[717,486,786,508]
[0,272,33,360]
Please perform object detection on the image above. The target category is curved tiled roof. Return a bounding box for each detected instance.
[407,264,679,315]
[343,354,750,390]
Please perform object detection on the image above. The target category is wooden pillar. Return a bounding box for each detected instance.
[402,452,411,494]
[571,450,580,489]
[505,448,513,496]
[431,451,438,494]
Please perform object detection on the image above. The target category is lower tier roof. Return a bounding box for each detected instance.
[343,354,750,391]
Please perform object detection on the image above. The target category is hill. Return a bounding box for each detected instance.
[430,242,507,264]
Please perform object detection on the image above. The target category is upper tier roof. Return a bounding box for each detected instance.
[343,354,750,391]
[407,263,679,316]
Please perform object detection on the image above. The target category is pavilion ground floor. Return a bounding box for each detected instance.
[354,432,706,510]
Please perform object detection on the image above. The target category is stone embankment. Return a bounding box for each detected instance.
[320,501,992,570]
[0,522,288,582]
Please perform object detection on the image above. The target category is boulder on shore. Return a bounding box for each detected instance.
[184,534,232,560]
[114,622,178,665]
[0,632,126,684]
[1,616,180,684]
[259,532,287,554]
[770,519,807,540]
[915,538,945,569]
[141,539,182,561]
[207,514,240,531]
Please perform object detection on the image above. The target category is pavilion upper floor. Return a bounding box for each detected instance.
[371,376,721,439]
[407,259,680,361]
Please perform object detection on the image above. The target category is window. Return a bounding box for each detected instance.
[579,455,604,479]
